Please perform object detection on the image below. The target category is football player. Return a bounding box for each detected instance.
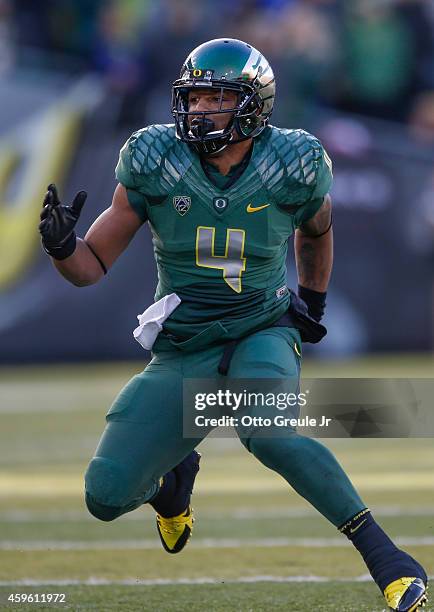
[39,38,427,611]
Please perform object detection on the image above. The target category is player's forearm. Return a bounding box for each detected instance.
[52,238,105,287]
[294,228,333,292]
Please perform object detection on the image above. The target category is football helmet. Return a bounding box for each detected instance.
[172,38,275,155]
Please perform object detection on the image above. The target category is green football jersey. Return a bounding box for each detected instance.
[115,124,332,347]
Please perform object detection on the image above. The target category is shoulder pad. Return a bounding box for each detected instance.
[117,124,193,197]
[255,126,332,204]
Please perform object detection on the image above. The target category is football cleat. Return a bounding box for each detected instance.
[156,505,194,554]
[384,577,428,611]
[155,450,201,554]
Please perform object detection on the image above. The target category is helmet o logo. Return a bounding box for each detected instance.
[193,69,202,77]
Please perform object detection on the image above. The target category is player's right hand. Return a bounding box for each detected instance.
[39,184,87,259]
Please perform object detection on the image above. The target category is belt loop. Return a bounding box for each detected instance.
[218,340,238,376]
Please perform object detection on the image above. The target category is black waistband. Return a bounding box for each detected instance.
[216,293,327,375]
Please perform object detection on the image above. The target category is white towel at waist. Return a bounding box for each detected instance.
[133,293,181,350]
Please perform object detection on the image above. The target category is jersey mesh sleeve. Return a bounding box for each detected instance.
[292,142,333,228]
[115,137,149,222]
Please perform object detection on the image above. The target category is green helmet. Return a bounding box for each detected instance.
[172,38,275,155]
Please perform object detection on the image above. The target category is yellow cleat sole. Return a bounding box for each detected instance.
[156,506,195,554]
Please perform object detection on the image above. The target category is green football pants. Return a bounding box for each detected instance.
[85,326,365,526]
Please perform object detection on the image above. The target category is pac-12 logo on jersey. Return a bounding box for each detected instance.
[173,196,191,216]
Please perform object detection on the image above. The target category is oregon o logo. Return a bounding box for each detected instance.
[213,197,228,213]
[193,69,202,77]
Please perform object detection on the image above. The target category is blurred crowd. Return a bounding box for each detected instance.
[1,0,434,135]
[0,0,432,356]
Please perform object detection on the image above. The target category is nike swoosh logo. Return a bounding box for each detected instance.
[350,519,367,534]
[246,203,271,213]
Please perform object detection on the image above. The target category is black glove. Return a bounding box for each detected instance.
[39,184,87,260]
[298,285,327,322]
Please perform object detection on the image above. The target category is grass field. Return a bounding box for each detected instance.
[0,356,433,611]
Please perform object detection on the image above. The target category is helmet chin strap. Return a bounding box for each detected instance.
[197,140,231,157]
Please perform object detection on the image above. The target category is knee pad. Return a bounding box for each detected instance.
[85,491,123,522]
[85,456,133,512]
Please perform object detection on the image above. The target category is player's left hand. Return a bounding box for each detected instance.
[298,285,326,322]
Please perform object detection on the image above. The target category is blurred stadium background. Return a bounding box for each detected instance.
[0,0,433,610]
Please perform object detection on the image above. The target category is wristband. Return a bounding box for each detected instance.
[298,285,327,322]
[42,231,77,260]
